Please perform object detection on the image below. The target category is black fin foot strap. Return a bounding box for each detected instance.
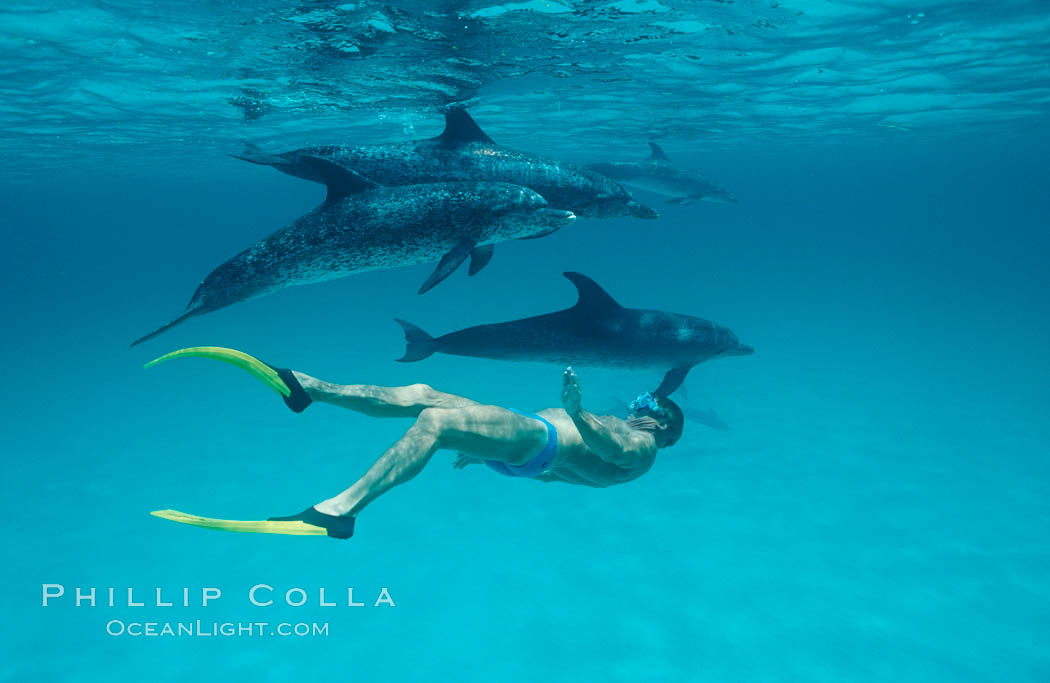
[269,507,355,539]
[273,367,312,413]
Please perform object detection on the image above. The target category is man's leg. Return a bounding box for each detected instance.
[295,373,479,418]
[141,347,478,417]
[312,405,548,517]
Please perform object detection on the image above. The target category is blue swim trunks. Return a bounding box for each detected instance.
[485,408,558,478]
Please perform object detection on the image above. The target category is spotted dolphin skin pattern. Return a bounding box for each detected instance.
[234,109,658,220]
[131,177,575,346]
[587,142,737,205]
[394,272,753,397]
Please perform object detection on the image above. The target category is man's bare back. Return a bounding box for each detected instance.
[453,406,657,487]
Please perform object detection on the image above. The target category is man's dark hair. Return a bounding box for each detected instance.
[655,395,684,447]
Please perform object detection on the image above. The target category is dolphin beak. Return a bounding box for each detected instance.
[627,201,659,219]
[725,343,754,356]
[539,208,576,227]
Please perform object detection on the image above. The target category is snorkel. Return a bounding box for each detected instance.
[628,391,663,418]
[626,391,665,432]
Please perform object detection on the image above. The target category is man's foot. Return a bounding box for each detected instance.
[268,507,355,539]
[272,367,312,413]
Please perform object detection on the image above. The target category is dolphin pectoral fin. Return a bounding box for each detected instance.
[230,141,284,166]
[418,239,474,294]
[296,155,380,204]
[654,366,691,398]
[468,245,494,276]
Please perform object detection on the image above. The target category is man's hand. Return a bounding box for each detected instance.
[561,366,582,416]
[453,452,483,469]
[560,365,651,469]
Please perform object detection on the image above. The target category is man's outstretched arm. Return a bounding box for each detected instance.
[560,367,655,468]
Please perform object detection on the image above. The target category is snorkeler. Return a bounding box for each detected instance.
[146,347,685,540]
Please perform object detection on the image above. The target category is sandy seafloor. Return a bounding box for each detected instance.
[1,132,1048,682]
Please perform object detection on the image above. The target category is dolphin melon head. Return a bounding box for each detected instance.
[486,183,576,240]
[577,169,659,219]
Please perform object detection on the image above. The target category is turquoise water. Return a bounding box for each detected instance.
[2,1,1050,681]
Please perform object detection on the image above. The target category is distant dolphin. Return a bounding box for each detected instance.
[132,166,574,346]
[587,142,737,205]
[394,272,753,396]
[234,110,658,220]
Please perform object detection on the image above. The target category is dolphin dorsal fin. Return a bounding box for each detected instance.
[440,109,495,145]
[647,141,671,162]
[564,272,622,315]
[299,155,381,204]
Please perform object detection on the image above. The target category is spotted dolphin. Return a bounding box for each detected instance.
[587,142,737,205]
[131,166,575,346]
[234,110,658,220]
[394,272,753,396]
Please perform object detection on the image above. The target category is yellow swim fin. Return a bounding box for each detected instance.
[150,508,355,539]
[143,347,313,412]
[143,347,291,397]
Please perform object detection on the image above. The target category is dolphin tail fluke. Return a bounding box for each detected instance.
[393,319,439,362]
[230,141,283,166]
[130,308,203,347]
